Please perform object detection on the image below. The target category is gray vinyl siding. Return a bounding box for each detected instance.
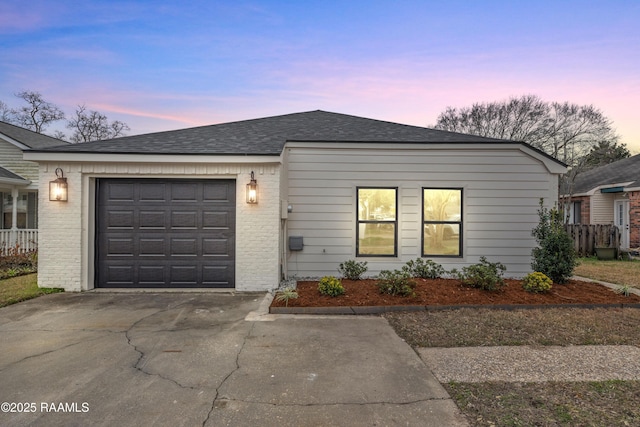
[285,145,559,278]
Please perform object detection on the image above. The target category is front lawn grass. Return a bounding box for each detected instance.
[0,273,63,307]
[575,257,640,288]
[386,307,640,426]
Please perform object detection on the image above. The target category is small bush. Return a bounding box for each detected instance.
[376,269,416,296]
[522,272,552,293]
[318,276,345,297]
[338,260,368,280]
[531,199,576,284]
[402,258,445,279]
[275,287,299,306]
[453,256,506,291]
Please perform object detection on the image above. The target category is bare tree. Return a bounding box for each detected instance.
[67,104,130,143]
[12,91,65,133]
[433,95,618,166]
[0,100,13,122]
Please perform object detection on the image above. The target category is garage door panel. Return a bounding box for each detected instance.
[105,211,135,229]
[171,183,198,201]
[203,238,231,256]
[104,265,134,285]
[107,183,135,201]
[139,238,165,256]
[171,211,198,229]
[203,211,231,228]
[203,265,233,287]
[106,238,134,256]
[97,179,235,288]
[171,238,198,256]
[139,211,167,229]
[139,183,167,201]
[139,265,165,284]
[203,183,232,201]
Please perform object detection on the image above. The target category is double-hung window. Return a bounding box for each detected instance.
[422,188,462,257]
[356,187,397,256]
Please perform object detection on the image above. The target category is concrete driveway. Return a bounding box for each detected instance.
[0,292,467,426]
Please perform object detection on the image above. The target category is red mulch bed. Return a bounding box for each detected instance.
[270,278,640,308]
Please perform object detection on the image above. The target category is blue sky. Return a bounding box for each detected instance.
[1,0,639,152]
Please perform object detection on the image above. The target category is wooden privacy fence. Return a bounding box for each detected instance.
[563,224,620,257]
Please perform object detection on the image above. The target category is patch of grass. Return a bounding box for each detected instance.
[387,307,640,426]
[385,307,640,347]
[0,274,63,307]
[575,257,640,288]
[444,381,640,427]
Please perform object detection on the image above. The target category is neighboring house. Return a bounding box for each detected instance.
[0,121,69,252]
[24,110,566,292]
[563,154,640,250]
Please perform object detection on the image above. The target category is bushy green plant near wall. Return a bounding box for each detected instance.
[452,256,506,291]
[531,199,577,284]
[318,276,345,297]
[402,258,445,279]
[338,260,368,280]
[376,269,416,296]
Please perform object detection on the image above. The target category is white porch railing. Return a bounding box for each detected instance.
[0,229,38,254]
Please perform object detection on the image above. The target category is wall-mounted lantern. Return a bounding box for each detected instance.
[246,171,258,204]
[49,168,68,202]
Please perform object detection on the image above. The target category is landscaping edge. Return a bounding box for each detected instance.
[269,302,640,315]
[269,276,640,315]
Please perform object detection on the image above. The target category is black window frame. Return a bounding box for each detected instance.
[422,187,463,258]
[356,186,398,257]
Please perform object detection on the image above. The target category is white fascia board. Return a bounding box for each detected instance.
[23,152,281,164]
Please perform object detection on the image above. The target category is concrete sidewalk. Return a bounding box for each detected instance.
[0,292,467,426]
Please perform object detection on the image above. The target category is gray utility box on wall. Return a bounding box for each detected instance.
[289,236,304,251]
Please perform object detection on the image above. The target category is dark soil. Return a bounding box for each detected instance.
[271,278,640,308]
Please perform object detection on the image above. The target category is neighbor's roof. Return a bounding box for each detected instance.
[31,110,535,156]
[0,121,69,149]
[0,166,29,185]
[572,154,640,194]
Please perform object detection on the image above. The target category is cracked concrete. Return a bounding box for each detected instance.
[0,292,467,426]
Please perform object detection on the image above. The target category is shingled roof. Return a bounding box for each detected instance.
[0,121,69,149]
[33,110,511,155]
[572,154,640,194]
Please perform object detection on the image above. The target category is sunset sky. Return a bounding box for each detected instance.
[1,0,639,152]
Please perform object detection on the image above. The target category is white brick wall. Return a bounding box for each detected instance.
[36,162,281,292]
[37,164,83,291]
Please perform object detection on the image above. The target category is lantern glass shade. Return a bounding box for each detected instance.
[246,172,258,204]
[49,168,68,201]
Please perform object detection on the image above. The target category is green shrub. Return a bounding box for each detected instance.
[376,269,416,296]
[318,276,345,297]
[453,256,506,291]
[338,260,368,280]
[522,272,552,293]
[531,199,577,284]
[402,258,445,279]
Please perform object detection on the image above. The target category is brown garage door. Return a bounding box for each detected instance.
[96,178,235,288]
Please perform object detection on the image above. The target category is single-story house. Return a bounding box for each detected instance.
[24,110,566,292]
[563,154,640,250]
[0,121,69,252]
